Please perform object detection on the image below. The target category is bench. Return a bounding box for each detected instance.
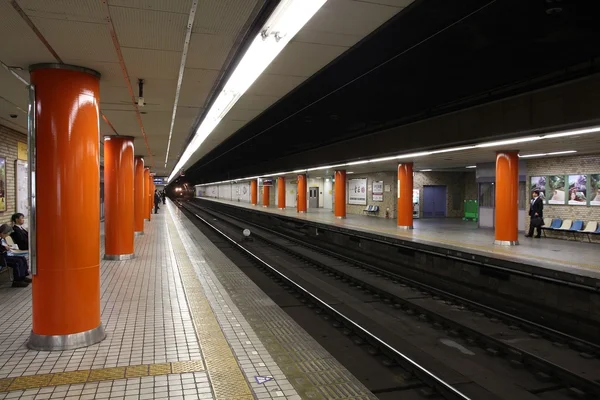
[363,205,379,215]
[541,218,600,242]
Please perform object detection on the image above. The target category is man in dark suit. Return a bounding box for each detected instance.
[10,213,28,250]
[526,190,544,238]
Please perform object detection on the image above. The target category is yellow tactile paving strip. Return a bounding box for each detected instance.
[0,360,204,392]
[166,216,254,400]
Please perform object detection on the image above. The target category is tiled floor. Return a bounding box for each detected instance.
[0,201,373,399]
[197,197,600,279]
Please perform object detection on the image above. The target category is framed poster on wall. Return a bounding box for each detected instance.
[372,180,383,202]
[567,175,587,205]
[15,160,29,216]
[591,174,600,206]
[547,175,566,204]
[0,158,5,212]
[348,178,367,205]
[529,176,546,202]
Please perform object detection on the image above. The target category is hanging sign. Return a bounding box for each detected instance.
[348,178,367,205]
[372,180,384,202]
[17,142,27,161]
[261,178,274,186]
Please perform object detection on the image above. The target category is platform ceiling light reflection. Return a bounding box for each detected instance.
[195,124,600,187]
[167,0,328,183]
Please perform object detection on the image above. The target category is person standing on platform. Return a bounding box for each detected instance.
[154,190,161,214]
[161,190,166,205]
[526,190,544,238]
[10,213,29,250]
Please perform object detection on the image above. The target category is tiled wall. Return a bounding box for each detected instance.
[343,170,477,219]
[0,125,27,225]
[526,154,600,241]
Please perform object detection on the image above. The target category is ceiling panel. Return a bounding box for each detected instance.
[110,6,188,52]
[186,33,235,70]
[0,0,55,66]
[121,48,181,79]
[108,0,192,14]
[233,93,280,111]
[265,42,348,77]
[101,110,141,137]
[31,18,118,64]
[192,0,259,36]
[0,69,29,110]
[18,0,105,22]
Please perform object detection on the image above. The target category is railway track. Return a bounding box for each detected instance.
[179,200,600,399]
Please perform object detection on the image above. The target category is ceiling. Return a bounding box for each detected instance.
[0,0,411,175]
[185,0,600,184]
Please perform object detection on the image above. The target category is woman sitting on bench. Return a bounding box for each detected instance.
[0,224,30,288]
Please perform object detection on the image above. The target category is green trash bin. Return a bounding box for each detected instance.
[463,200,478,221]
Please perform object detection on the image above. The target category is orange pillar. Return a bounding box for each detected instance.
[29,64,105,350]
[277,177,286,209]
[262,185,270,207]
[250,179,258,205]
[144,168,151,221]
[104,136,135,260]
[297,174,307,213]
[495,151,519,245]
[150,180,156,214]
[134,156,145,235]
[397,163,413,229]
[334,170,346,218]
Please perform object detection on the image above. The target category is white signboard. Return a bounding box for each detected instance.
[372,180,383,202]
[15,160,29,217]
[348,178,367,205]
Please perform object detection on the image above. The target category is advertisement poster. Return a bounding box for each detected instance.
[0,158,5,212]
[348,178,367,205]
[372,180,383,202]
[547,175,566,204]
[568,175,587,205]
[591,174,600,206]
[530,176,546,202]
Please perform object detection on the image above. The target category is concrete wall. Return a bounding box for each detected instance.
[0,125,28,225]
[414,171,477,218]
[344,171,397,217]
[526,153,600,241]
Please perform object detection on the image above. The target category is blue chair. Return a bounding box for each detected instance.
[569,220,584,239]
[541,218,562,237]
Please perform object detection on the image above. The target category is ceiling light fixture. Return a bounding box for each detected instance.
[168,0,327,183]
[518,150,577,158]
[419,169,432,172]
[194,124,599,187]
[466,165,476,169]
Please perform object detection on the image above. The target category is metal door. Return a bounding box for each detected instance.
[423,186,446,217]
[309,187,319,208]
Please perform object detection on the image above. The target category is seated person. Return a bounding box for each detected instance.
[10,213,28,250]
[0,224,30,287]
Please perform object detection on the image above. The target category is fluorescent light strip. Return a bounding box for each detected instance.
[194,124,598,187]
[168,0,327,183]
[519,150,577,158]
[466,165,476,168]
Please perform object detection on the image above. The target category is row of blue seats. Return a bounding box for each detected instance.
[363,205,380,214]
[541,218,600,242]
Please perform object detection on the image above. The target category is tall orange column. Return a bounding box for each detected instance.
[150,179,156,214]
[144,168,151,221]
[397,163,414,229]
[262,185,270,207]
[134,156,145,235]
[495,151,519,245]
[277,177,286,209]
[29,64,105,350]
[297,174,307,213]
[104,136,135,260]
[250,179,258,205]
[334,170,346,219]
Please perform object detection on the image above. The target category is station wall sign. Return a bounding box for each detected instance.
[153,176,166,185]
[372,180,384,202]
[348,178,367,205]
[261,178,274,186]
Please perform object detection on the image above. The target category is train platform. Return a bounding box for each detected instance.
[0,201,373,400]
[196,197,600,282]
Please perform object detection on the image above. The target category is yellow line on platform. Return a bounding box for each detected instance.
[0,360,205,393]
[166,215,254,400]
